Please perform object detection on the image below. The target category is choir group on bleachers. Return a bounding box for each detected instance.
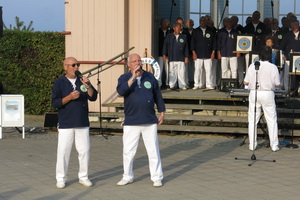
[157,11,300,93]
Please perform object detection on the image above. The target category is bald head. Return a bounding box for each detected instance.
[64,57,77,65]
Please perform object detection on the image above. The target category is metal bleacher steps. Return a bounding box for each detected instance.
[94,89,300,136]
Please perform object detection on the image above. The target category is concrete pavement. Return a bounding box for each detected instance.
[0,115,299,200]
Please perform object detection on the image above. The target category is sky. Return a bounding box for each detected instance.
[0,0,65,32]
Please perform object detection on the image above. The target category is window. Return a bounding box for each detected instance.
[189,0,211,27]
[279,0,300,25]
[228,0,258,26]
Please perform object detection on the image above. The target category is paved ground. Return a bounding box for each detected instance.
[0,115,299,200]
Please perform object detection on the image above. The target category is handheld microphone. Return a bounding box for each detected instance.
[226,0,229,6]
[75,71,91,86]
[136,64,143,72]
[271,1,274,6]
[254,61,260,70]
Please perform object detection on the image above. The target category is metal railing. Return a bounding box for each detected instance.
[81,46,134,78]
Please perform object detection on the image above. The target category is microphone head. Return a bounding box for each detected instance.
[254,61,260,70]
[75,70,82,78]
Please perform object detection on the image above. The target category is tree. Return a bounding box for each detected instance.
[3,16,34,31]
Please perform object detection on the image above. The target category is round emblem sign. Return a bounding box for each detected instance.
[141,58,160,80]
[294,58,300,70]
[238,37,251,51]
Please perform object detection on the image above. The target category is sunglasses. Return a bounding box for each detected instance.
[69,63,80,67]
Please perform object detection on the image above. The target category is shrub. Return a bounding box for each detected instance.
[0,30,65,114]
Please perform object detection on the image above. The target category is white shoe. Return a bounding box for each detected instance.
[56,181,65,189]
[272,146,280,152]
[153,180,163,187]
[192,86,198,90]
[117,179,133,186]
[249,144,257,151]
[206,87,215,90]
[79,179,93,187]
[181,87,187,90]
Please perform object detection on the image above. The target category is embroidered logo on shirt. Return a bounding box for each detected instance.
[80,84,88,92]
[144,81,152,89]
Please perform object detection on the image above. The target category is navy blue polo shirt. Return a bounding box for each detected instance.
[117,71,165,125]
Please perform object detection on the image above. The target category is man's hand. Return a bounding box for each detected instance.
[163,55,167,62]
[184,57,189,63]
[69,90,80,100]
[192,51,197,60]
[158,112,165,125]
[62,90,80,105]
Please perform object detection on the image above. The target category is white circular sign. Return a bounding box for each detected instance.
[141,58,160,80]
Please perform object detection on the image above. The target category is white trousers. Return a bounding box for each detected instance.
[169,61,187,89]
[56,127,90,182]
[280,61,290,90]
[245,53,250,73]
[221,57,238,78]
[194,59,214,88]
[185,62,189,87]
[158,57,169,86]
[211,59,218,87]
[194,58,213,88]
[248,90,279,149]
[122,124,163,182]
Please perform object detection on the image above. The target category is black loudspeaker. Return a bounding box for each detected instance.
[220,78,238,92]
[0,7,3,37]
[44,112,58,127]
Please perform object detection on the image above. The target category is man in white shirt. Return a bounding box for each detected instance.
[244,46,281,152]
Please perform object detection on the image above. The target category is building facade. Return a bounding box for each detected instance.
[64,0,296,112]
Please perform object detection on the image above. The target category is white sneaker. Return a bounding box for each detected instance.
[153,180,163,187]
[79,179,93,187]
[249,144,257,151]
[206,87,215,90]
[181,87,187,90]
[272,146,280,152]
[56,181,65,189]
[117,179,133,186]
[192,86,198,90]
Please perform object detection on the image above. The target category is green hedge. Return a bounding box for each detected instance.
[0,30,65,114]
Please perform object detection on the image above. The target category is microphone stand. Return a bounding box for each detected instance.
[96,66,110,139]
[286,61,299,148]
[235,61,276,166]
[217,0,229,30]
[169,0,176,25]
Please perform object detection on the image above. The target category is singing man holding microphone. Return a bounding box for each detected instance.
[52,57,98,189]
[116,53,165,187]
[243,46,280,152]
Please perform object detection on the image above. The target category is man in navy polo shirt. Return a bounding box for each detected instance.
[52,57,98,189]
[116,53,165,187]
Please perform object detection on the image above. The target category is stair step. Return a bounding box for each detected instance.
[102,103,300,114]
[98,112,300,125]
[96,122,300,136]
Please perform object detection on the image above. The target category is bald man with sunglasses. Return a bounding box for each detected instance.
[52,57,98,189]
